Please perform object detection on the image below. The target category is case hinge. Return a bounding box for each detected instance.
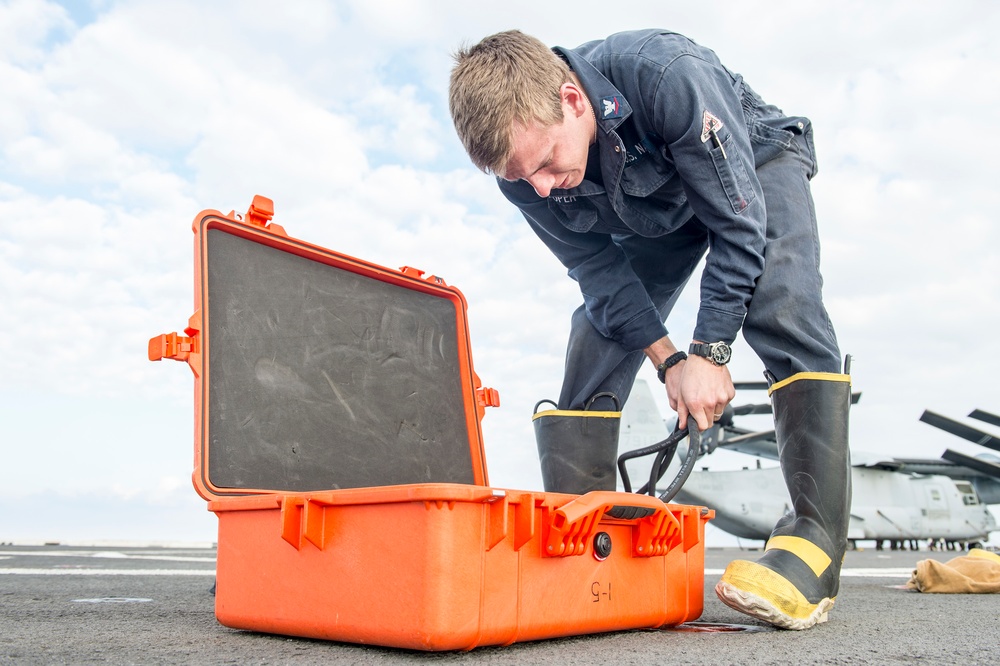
[476,387,500,409]
[280,496,335,551]
[148,311,202,377]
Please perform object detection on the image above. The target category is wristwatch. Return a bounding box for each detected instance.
[688,341,732,366]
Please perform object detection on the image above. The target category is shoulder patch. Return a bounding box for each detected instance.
[600,96,624,119]
[700,110,724,143]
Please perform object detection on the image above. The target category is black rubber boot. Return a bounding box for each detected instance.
[716,372,852,630]
[531,393,621,494]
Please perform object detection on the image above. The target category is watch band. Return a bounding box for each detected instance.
[688,341,732,366]
[656,351,688,383]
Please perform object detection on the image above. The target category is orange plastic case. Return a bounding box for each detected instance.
[151,196,712,651]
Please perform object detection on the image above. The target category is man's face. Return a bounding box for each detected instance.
[501,99,593,197]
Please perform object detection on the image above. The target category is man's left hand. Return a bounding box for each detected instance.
[674,356,735,432]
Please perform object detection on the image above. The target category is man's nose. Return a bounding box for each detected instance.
[526,173,554,198]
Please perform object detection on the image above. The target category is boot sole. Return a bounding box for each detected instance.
[715,580,833,631]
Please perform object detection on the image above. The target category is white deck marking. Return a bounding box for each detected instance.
[706,568,914,578]
[0,550,214,562]
[0,568,215,576]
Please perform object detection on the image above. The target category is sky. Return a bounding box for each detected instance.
[1,0,998,546]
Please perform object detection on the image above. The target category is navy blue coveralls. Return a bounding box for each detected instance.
[497,29,841,410]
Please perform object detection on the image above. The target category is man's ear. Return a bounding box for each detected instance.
[560,81,589,119]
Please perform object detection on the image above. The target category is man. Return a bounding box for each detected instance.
[449,29,851,631]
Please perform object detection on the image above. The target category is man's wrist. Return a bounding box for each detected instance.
[655,351,687,383]
[643,336,677,365]
[688,340,733,366]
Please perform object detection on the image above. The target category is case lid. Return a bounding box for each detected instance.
[152,198,494,499]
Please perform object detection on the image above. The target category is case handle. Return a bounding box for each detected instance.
[543,491,681,558]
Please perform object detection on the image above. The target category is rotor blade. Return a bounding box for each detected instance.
[920,410,1000,453]
[716,431,779,461]
[856,454,1000,480]
[733,381,768,391]
[728,391,859,417]
[729,384,859,399]
[941,449,1000,481]
[733,402,772,416]
[721,429,776,445]
[969,409,1000,429]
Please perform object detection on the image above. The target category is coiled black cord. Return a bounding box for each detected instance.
[617,416,701,503]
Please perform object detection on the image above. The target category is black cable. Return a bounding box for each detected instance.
[617,428,681,494]
[617,416,701,502]
[658,417,701,503]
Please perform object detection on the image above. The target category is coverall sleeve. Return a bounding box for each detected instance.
[497,179,669,352]
[648,53,767,345]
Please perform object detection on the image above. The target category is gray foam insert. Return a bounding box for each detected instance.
[204,229,475,491]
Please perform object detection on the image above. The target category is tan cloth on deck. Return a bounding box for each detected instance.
[906,549,1000,593]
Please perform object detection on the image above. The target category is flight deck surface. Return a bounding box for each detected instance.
[2,545,996,664]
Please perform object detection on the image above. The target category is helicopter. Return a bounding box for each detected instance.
[619,379,1000,549]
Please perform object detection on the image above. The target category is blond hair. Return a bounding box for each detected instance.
[449,30,570,175]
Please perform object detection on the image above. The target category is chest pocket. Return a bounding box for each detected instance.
[548,194,635,234]
[617,132,676,188]
[616,150,690,236]
[620,148,687,209]
[711,131,756,214]
[620,156,673,196]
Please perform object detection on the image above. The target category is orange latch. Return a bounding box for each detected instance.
[240,195,287,237]
[399,266,425,279]
[148,311,202,377]
[631,508,682,557]
[476,387,500,409]
[245,195,273,226]
[399,266,448,286]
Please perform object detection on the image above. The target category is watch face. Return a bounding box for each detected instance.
[711,343,732,365]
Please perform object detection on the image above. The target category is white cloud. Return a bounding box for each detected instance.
[1,0,999,547]
[0,0,73,65]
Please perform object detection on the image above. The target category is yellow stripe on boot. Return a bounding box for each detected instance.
[765,536,832,577]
